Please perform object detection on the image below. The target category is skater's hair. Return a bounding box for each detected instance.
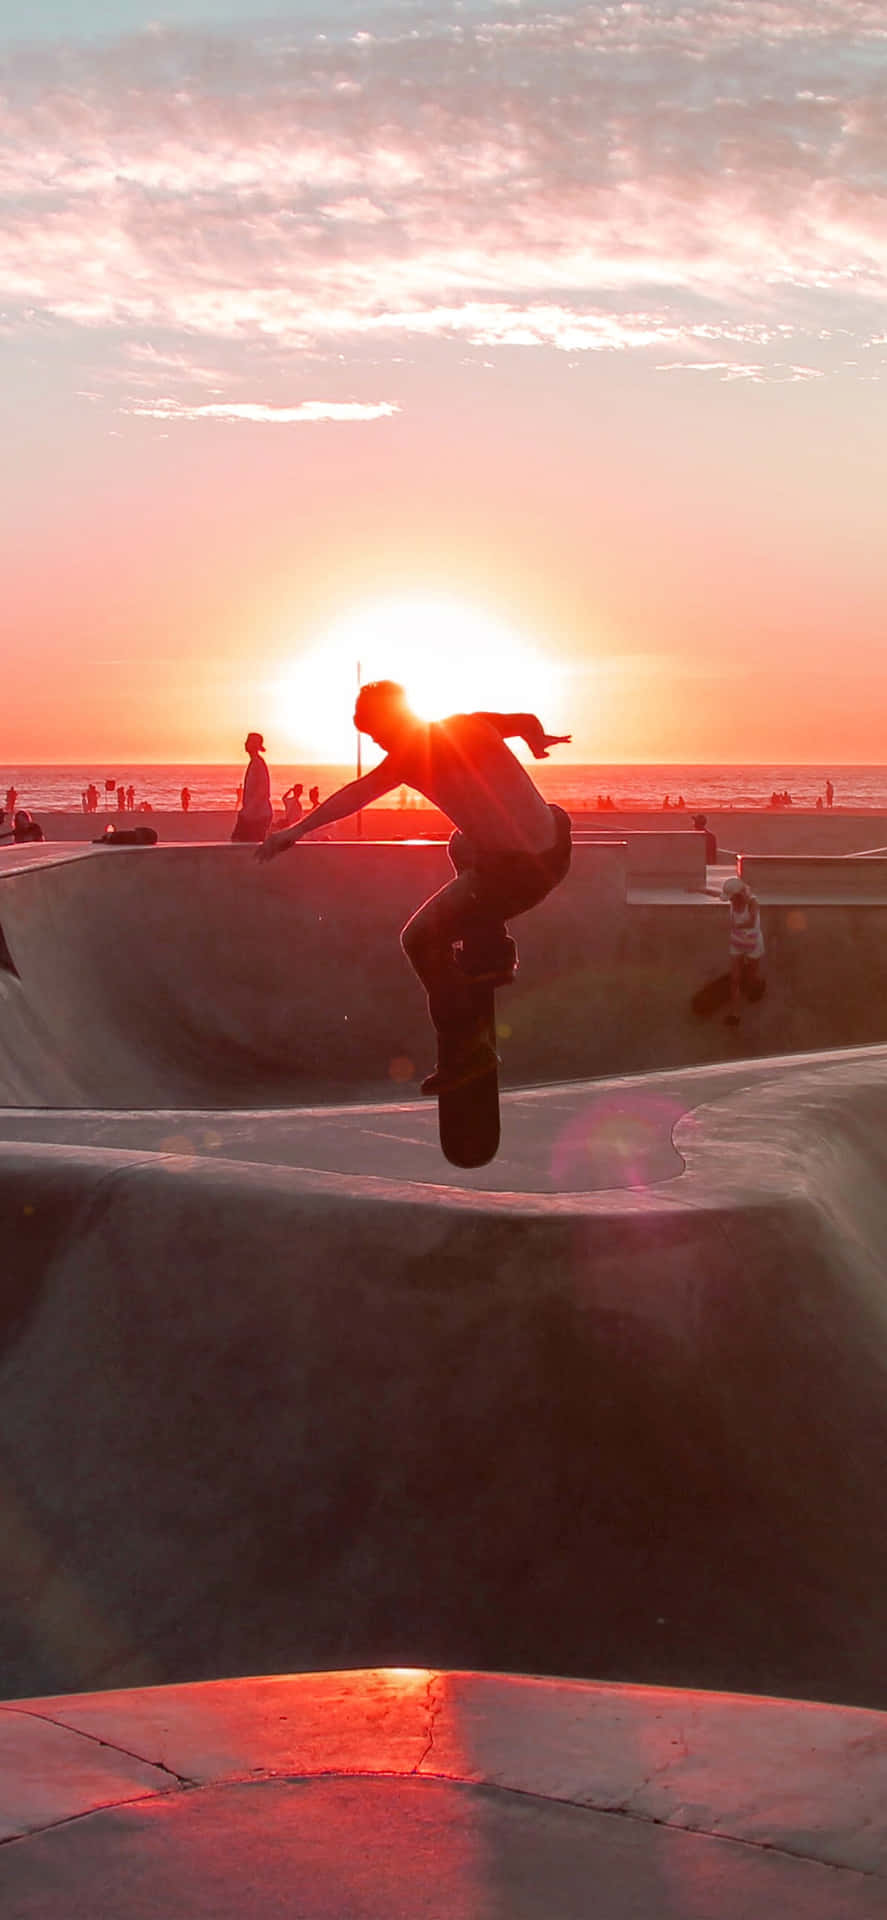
[354,680,410,728]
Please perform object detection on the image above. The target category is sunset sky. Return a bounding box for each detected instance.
[2,0,885,764]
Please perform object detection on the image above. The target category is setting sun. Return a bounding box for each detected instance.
[270,599,567,761]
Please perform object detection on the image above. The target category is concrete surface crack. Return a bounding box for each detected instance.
[414,1673,444,1772]
[0,1705,196,1787]
[0,1785,185,1850]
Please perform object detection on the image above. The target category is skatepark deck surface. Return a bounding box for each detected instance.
[3,1669,886,1918]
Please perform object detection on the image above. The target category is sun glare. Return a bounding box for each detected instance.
[271,598,566,761]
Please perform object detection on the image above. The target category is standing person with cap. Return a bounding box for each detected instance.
[231,732,273,843]
[693,813,718,862]
[722,874,765,1024]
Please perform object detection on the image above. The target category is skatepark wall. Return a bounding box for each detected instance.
[25,806,887,855]
[739,853,887,901]
[4,844,887,1104]
[3,1066,887,1706]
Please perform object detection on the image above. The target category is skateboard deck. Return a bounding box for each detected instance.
[437,984,500,1169]
[691,970,766,1017]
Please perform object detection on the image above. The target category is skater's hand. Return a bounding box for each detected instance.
[534,731,572,759]
[255,827,297,863]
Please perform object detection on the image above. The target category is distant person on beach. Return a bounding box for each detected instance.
[826,778,834,808]
[693,813,718,862]
[281,782,304,826]
[309,785,320,810]
[117,785,126,811]
[232,733,272,844]
[0,810,44,845]
[5,786,17,814]
[87,782,99,813]
[257,682,572,1091]
[722,876,765,1025]
[181,785,191,813]
[126,784,135,810]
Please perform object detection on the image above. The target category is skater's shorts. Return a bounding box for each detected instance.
[452,804,572,919]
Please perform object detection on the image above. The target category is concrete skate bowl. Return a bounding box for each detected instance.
[7,843,887,1105]
[0,845,463,1106]
[3,1054,887,1709]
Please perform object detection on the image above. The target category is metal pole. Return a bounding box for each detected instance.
[356,659,362,839]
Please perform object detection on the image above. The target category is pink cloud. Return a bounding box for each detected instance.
[0,2,885,384]
[125,397,399,422]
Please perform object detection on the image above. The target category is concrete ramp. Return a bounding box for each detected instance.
[7,844,887,1106]
[0,845,460,1106]
[2,1052,887,1708]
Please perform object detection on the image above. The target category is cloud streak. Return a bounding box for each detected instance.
[125,397,399,421]
[1,0,885,387]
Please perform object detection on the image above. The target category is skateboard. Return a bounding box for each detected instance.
[434,921,517,1168]
[691,969,766,1017]
[436,982,501,1169]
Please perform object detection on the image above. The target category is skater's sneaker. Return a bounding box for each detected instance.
[454,933,518,988]
[420,1040,500,1096]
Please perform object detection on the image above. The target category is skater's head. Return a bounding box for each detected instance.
[244,732,265,756]
[354,679,414,748]
[722,875,747,905]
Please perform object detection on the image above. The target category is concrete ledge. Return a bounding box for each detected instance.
[739,853,887,901]
[576,829,707,885]
[0,1671,884,1916]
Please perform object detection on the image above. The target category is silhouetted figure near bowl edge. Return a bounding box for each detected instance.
[281,781,304,826]
[257,681,572,1091]
[0,809,45,844]
[693,812,718,862]
[231,732,272,843]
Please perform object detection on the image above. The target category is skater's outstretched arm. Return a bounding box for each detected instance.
[476,713,571,759]
[256,761,398,861]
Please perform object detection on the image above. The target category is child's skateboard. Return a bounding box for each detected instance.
[436,983,501,1169]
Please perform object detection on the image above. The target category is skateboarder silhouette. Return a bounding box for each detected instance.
[258,681,572,1137]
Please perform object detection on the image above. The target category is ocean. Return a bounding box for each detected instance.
[2,763,885,812]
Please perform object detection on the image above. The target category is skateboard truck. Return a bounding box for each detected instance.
[453,928,518,989]
[420,1038,500,1097]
